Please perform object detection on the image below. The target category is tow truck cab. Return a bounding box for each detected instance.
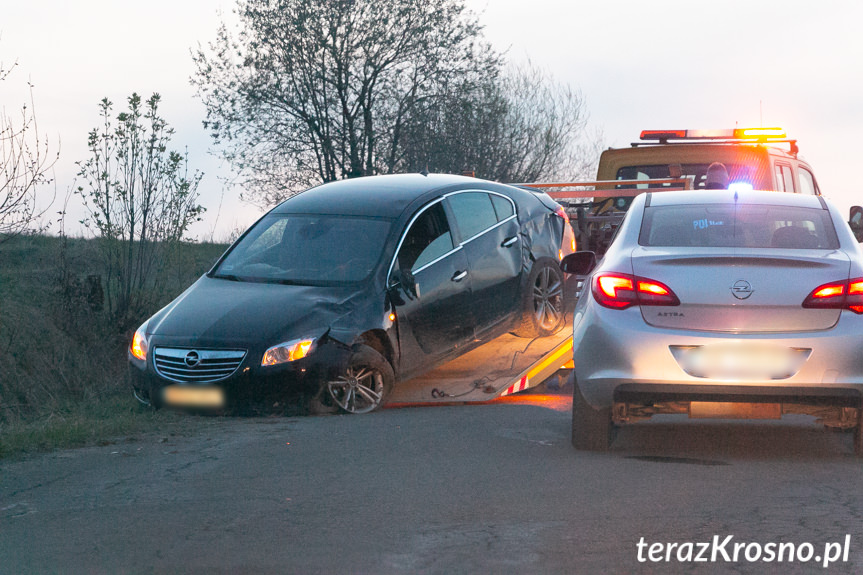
[527,128,830,256]
[598,128,820,195]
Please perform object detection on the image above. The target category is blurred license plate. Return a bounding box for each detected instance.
[673,344,809,380]
[162,385,225,408]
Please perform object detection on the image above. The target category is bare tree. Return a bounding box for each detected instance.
[76,93,204,326]
[0,59,57,240]
[193,0,500,207]
[396,62,600,183]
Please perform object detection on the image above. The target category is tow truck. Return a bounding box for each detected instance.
[389,127,824,404]
[546,127,821,256]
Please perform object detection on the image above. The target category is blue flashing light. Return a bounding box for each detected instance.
[728,182,754,193]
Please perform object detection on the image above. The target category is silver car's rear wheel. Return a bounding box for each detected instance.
[572,376,614,451]
[327,345,394,414]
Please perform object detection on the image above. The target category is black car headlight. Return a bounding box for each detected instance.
[261,337,317,366]
[130,322,150,361]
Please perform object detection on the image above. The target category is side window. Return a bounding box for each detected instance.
[397,202,454,273]
[774,164,786,192]
[782,165,795,193]
[774,163,795,193]
[490,193,515,221]
[447,192,498,241]
[799,168,817,195]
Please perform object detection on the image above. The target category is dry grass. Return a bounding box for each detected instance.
[0,393,181,458]
[0,234,227,457]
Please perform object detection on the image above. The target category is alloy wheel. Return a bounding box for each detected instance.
[327,365,385,414]
[533,266,563,332]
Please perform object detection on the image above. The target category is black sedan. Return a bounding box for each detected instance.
[129,173,573,413]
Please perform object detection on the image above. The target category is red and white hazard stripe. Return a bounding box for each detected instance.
[501,376,530,397]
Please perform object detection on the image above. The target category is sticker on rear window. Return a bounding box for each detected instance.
[693,219,725,229]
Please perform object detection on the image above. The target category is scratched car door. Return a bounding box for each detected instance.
[388,199,476,374]
[446,191,522,336]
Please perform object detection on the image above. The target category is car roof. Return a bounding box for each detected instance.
[646,189,827,209]
[270,173,488,218]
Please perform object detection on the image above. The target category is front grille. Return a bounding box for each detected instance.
[153,347,247,384]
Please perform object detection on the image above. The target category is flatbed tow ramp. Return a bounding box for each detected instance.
[388,329,573,405]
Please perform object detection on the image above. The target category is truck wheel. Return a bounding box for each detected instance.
[326,345,394,414]
[572,376,613,451]
[512,260,565,338]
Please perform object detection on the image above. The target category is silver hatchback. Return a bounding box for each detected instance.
[561,189,863,454]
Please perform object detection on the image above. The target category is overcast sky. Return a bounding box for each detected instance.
[3,0,862,240]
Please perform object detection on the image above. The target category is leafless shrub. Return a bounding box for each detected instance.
[0,58,58,241]
[75,93,205,328]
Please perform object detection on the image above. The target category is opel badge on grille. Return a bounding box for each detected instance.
[184,350,201,367]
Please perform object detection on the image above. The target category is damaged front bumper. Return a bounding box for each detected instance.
[129,334,353,410]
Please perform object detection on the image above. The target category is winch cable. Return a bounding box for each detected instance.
[430,304,575,399]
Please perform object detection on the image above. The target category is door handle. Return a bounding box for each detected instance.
[501,236,518,248]
[451,270,468,282]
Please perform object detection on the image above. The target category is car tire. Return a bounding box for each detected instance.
[511,259,565,338]
[326,345,394,414]
[571,376,613,451]
[133,385,161,410]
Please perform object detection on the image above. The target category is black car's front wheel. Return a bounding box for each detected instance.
[512,260,565,338]
[326,345,394,414]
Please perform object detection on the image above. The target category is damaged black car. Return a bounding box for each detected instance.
[129,173,573,413]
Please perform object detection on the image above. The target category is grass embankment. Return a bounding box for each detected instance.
[0,234,227,458]
[0,396,189,458]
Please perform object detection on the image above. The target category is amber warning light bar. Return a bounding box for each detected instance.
[640,128,787,141]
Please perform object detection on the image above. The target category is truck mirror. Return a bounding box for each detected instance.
[849,206,863,243]
[560,251,596,276]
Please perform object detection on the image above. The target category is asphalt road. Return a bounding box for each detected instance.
[2,384,862,574]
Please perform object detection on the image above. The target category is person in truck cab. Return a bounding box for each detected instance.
[705,162,729,189]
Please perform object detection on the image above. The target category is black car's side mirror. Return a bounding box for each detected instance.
[849,206,863,243]
[560,251,597,276]
[387,267,416,302]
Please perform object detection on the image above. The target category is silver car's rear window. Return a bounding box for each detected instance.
[639,204,839,249]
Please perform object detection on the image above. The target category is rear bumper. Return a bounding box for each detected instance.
[573,303,863,409]
[614,383,861,407]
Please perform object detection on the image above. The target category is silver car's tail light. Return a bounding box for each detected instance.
[592,272,680,310]
[802,278,863,314]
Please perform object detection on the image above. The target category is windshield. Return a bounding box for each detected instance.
[617,164,752,190]
[213,214,393,285]
[639,204,839,249]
